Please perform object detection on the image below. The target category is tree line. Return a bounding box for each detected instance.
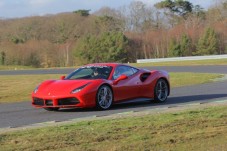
[0,0,226,67]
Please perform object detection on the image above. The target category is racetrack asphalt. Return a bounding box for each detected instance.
[0,65,227,128]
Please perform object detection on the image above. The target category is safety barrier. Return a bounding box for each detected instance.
[137,55,227,63]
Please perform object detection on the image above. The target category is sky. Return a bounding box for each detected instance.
[0,0,215,19]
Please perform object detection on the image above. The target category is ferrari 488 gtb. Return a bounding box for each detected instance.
[32,63,170,111]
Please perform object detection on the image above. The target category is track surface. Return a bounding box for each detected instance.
[0,66,227,128]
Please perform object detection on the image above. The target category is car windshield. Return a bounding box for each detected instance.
[65,66,113,80]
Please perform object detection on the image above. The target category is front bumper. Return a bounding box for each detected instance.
[32,97,81,108]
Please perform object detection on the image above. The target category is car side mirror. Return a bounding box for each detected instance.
[113,74,128,85]
[60,76,65,80]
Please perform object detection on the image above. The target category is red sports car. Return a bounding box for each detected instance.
[32,63,170,111]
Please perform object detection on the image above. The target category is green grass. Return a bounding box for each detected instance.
[0,65,34,70]
[169,72,223,87]
[0,58,227,70]
[132,58,227,67]
[0,74,61,103]
[0,73,223,103]
[0,105,227,151]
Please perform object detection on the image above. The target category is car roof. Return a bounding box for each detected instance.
[83,63,140,71]
[86,63,122,68]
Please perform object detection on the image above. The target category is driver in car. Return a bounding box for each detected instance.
[94,69,99,76]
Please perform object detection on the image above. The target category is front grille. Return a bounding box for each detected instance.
[58,98,79,105]
[33,97,44,106]
[45,100,53,106]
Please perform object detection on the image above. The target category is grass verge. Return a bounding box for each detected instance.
[169,72,223,87]
[0,73,223,103]
[132,58,227,67]
[0,74,61,103]
[0,105,227,151]
[0,65,34,70]
[0,59,227,70]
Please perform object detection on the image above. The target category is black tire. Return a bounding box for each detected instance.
[154,79,169,103]
[44,107,59,111]
[96,85,113,110]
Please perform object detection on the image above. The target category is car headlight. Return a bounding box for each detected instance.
[34,85,40,94]
[71,83,91,94]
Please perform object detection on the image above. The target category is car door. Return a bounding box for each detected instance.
[112,65,141,102]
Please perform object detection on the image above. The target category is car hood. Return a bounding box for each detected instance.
[37,80,92,96]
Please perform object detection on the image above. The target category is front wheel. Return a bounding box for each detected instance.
[96,85,113,110]
[154,79,169,103]
[44,107,59,111]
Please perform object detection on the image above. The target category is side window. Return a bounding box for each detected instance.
[131,67,139,74]
[113,66,138,80]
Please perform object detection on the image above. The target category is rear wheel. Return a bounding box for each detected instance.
[154,79,169,102]
[44,107,59,111]
[96,85,113,110]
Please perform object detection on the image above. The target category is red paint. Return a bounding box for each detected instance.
[32,63,170,109]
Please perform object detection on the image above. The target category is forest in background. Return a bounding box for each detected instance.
[0,0,226,67]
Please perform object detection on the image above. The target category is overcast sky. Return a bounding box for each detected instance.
[0,0,215,19]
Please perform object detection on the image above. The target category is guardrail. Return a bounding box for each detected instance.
[137,55,227,63]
